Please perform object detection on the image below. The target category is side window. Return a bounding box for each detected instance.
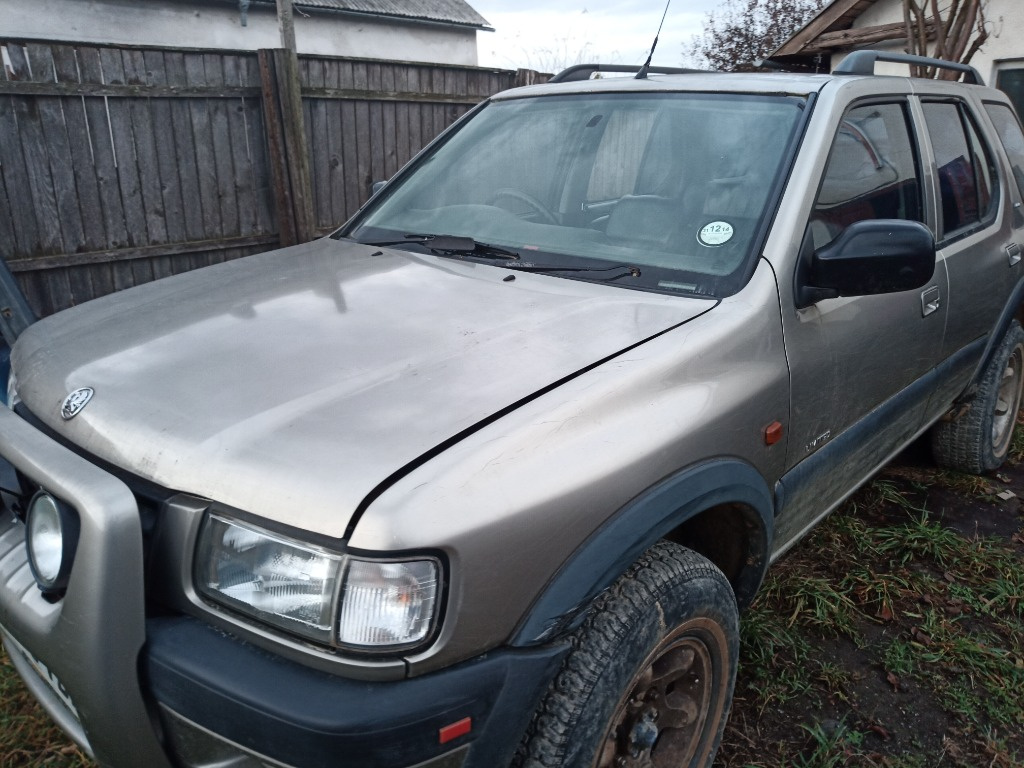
[984,102,1024,200]
[922,101,998,239]
[811,102,922,249]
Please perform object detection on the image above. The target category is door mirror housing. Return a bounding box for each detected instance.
[796,219,935,308]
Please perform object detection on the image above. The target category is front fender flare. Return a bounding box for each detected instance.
[510,459,774,646]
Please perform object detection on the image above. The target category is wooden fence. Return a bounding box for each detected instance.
[0,39,542,317]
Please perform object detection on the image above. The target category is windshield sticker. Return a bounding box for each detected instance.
[698,221,734,246]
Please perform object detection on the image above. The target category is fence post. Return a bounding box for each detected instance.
[0,256,36,345]
[258,48,315,246]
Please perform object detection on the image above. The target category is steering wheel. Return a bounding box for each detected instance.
[488,188,559,225]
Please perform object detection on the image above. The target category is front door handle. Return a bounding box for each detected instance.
[921,286,941,317]
[1007,243,1022,266]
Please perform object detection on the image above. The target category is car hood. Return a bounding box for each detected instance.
[12,238,714,538]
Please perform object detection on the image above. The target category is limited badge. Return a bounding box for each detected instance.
[698,221,734,246]
[61,387,94,420]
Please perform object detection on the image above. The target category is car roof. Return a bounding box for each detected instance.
[492,72,836,101]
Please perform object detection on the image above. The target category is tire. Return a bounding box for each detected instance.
[515,541,739,768]
[932,320,1024,474]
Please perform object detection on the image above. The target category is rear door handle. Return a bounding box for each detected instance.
[1008,243,1022,266]
[921,286,941,317]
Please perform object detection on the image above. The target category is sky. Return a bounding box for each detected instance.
[470,0,724,73]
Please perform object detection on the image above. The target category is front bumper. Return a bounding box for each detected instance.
[0,406,170,767]
[0,407,567,767]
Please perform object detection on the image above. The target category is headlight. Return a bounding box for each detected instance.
[195,513,441,652]
[25,491,80,597]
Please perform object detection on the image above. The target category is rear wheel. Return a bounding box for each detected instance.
[516,541,738,768]
[932,321,1024,474]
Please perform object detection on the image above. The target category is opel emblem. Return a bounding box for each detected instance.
[61,388,94,420]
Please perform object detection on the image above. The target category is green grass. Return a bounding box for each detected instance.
[719,464,1024,768]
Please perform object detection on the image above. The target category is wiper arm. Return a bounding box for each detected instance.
[366,234,520,260]
[506,263,641,279]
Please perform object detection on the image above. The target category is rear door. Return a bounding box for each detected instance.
[916,94,1023,418]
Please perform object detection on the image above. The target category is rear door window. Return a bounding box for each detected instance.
[922,101,999,240]
[983,102,1024,200]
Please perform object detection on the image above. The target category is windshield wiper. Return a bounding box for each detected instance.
[365,234,520,260]
[505,263,641,279]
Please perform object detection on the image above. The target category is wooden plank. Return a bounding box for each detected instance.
[325,63,346,226]
[381,64,398,180]
[143,49,181,280]
[773,0,864,56]
[0,78,262,98]
[244,96,275,236]
[0,95,41,257]
[223,56,260,238]
[37,96,87,260]
[3,44,31,81]
[51,48,105,257]
[307,58,331,231]
[164,51,205,245]
[75,47,119,296]
[98,48,144,292]
[205,53,241,238]
[6,234,278,272]
[803,19,937,54]
[12,95,63,255]
[25,43,56,84]
[184,53,223,240]
[0,159,19,261]
[340,99,360,220]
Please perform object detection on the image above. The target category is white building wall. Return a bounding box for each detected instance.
[1,0,480,65]
[829,0,1022,86]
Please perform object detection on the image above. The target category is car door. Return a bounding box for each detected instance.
[773,97,947,552]
[918,95,1024,419]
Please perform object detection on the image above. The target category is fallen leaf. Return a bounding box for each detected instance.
[886,671,901,690]
[868,723,892,740]
[911,626,933,645]
[878,603,895,621]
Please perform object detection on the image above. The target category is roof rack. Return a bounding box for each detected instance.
[832,50,983,86]
[548,64,701,84]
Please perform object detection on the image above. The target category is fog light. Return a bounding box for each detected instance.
[26,491,79,596]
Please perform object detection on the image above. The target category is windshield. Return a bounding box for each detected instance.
[342,92,806,297]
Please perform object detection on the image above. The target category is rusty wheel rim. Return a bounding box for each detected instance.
[594,618,729,768]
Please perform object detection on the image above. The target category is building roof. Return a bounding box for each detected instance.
[772,0,884,63]
[248,0,492,29]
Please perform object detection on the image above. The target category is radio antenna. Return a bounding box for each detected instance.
[636,0,673,80]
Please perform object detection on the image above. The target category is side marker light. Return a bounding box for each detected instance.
[764,421,784,446]
[439,717,472,744]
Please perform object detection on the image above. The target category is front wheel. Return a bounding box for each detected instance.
[516,541,739,768]
[932,320,1024,474]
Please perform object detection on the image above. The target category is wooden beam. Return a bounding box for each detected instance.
[6,235,278,273]
[773,0,879,56]
[800,19,937,54]
[0,81,261,98]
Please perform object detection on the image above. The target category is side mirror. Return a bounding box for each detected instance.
[796,219,935,308]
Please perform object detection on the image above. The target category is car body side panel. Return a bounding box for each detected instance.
[510,458,773,646]
[350,260,790,675]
